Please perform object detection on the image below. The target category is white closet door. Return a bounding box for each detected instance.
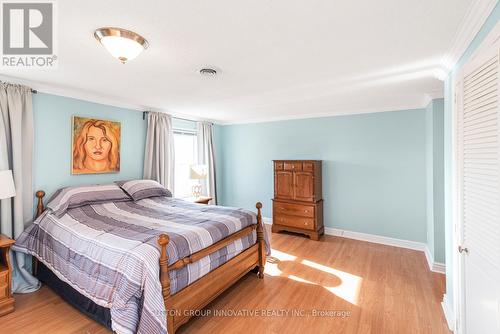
[457,25,500,334]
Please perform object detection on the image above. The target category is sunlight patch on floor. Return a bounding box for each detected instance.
[271,249,298,261]
[265,249,297,277]
[322,278,362,305]
[265,249,362,305]
[301,259,362,305]
[287,275,315,285]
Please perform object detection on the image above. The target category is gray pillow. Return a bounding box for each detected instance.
[115,179,172,201]
[47,184,131,217]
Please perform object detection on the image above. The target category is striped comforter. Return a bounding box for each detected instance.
[13,197,269,334]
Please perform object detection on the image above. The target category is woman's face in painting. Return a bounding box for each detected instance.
[84,126,111,161]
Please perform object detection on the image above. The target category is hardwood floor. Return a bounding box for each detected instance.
[2,226,450,334]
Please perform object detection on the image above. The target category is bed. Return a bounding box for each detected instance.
[13,181,268,334]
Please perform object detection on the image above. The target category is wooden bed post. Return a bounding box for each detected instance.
[32,191,45,276]
[158,234,174,333]
[36,191,45,218]
[256,202,266,279]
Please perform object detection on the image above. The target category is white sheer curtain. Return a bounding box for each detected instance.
[197,122,217,204]
[143,112,175,192]
[0,82,40,293]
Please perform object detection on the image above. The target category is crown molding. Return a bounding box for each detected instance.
[421,90,445,108]
[0,74,149,111]
[441,0,498,71]
[1,72,446,126]
[0,74,213,123]
[217,101,428,125]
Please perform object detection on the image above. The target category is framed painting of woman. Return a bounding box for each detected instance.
[72,116,121,174]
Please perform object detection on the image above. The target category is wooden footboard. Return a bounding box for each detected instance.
[158,202,266,333]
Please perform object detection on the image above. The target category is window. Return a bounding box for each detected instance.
[173,130,197,198]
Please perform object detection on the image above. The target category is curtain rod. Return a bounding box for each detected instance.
[142,111,210,124]
[0,80,37,93]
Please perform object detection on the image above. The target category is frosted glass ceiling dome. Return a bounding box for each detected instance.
[94,27,149,64]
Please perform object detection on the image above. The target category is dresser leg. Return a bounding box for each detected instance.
[309,232,320,241]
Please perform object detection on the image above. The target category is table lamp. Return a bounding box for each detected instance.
[189,164,207,198]
[0,170,16,200]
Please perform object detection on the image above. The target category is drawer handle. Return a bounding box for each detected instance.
[304,210,308,213]
[304,222,309,226]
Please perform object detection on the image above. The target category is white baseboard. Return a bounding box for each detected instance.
[431,262,446,274]
[423,246,446,274]
[441,294,455,332]
[263,217,445,274]
[325,226,426,251]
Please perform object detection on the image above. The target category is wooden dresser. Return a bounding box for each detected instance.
[0,234,15,316]
[272,160,324,240]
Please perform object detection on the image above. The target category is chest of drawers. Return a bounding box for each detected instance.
[272,160,324,240]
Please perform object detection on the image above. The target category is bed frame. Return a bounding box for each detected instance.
[33,190,266,333]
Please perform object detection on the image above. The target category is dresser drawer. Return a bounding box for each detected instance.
[273,201,314,218]
[283,161,302,171]
[0,271,7,285]
[274,214,315,230]
[274,161,284,170]
[303,162,315,172]
[0,284,8,299]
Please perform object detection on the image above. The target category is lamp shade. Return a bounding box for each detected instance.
[0,170,16,200]
[189,164,207,180]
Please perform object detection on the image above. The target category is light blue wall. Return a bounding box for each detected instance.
[33,93,146,198]
[215,108,428,242]
[425,102,435,258]
[425,99,445,264]
[443,2,500,308]
[425,102,435,259]
[432,99,445,264]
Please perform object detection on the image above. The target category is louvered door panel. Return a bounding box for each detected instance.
[458,45,500,334]
[456,24,500,334]
[461,53,499,273]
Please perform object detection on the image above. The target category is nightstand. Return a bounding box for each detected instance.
[185,196,213,205]
[0,234,15,316]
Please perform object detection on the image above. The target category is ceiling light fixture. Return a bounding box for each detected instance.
[199,68,217,77]
[94,27,149,64]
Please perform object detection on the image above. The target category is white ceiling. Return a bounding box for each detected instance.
[1,0,471,123]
